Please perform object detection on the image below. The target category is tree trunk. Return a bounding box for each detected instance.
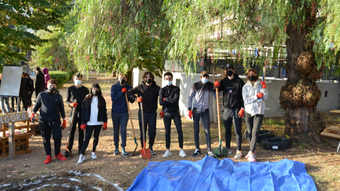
[279,7,325,141]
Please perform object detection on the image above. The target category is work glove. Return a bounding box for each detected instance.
[214,81,221,88]
[163,97,166,101]
[238,108,245,118]
[188,110,193,119]
[70,102,78,107]
[121,87,127,93]
[30,113,35,123]
[160,111,164,118]
[81,124,86,130]
[62,120,67,130]
[261,81,267,89]
[137,97,143,102]
[103,122,107,130]
[257,93,264,99]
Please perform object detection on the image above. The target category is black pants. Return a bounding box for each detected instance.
[163,111,183,149]
[40,120,62,156]
[245,112,264,152]
[27,92,32,107]
[81,125,102,154]
[36,88,44,99]
[19,91,28,111]
[223,108,242,151]
[138,110,157,149]
[193,108,211,151]
[66,111,84,152]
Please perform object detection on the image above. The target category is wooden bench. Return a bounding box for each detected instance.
[321,125,340,152]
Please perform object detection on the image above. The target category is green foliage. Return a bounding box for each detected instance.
[49,71,70,88]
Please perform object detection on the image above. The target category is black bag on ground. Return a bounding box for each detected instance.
[261,137,290,150]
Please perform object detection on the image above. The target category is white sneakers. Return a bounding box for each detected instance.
[245,152,256,162]
[179,149,187,157]
[77,154,86,164]
[91,152,97,159]
[207,151,214,157]
[234,150,242,159]
[162,150,172,158]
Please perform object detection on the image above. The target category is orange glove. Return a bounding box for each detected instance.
[81,124,86,130]
[121,87,127,93]
[137,97,143,102]
[160,111,164,118]
[62,120,66,130]
[238,108,244,118]
[103,122,107,130]
[163,97,166,101]
[261,81,267,89]
[70,102,78,107]
[214,81,221,88]
[257,93,263,99]
[188,110,193,119]
[30,113,35,123]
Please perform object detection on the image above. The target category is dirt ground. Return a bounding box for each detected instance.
[0,73,339,190]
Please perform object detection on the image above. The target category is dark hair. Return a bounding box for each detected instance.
[245,68,259,82]
[48,79,57,85]
[142,72,154,81]
[36,67,42,74]
[85,83,105,108]
[164,72,173,78]
[73,72,82,79]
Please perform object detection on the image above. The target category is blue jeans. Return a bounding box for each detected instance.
[223,108,242,151]
[112,112,129,149]
[163,111,183,149]
[138,110,157,149]
[193,108,211,151]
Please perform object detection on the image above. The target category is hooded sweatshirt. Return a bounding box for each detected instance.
[110,81,132,114]
[127,81,160,113]
[242,80,268,116]
[42,67,50,90]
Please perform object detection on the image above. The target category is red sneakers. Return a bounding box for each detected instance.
[55,153,66,161]
[44,155,52,164]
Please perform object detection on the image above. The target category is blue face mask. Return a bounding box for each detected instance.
[75,80,81,86]
[165,80,172,86]
[201,78,208,84]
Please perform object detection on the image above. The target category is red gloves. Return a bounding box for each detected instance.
[70,102,78,107]
[257,93,263,99]
[81,124,86,130]
[137,97,143,102]
[238,108,244,118]
[103,122,107,130]
[261,81,267,89]
[121,87,127,93]
[188,110,193,119]
[62,120,66,130]
[163,97,166,101]
[160,111,164,118]
[30,113,35,123]
[214,81,221,88]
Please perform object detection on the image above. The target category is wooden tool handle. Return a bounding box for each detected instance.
[216,89,222,140]
[125,94,136,137]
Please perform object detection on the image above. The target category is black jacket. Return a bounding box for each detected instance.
[81,96,107,125]
[127,81,160,113]
[218,74,245,109]
[66,85,89,116]
[33,90,65,122]
[35,72,44,93]
[26,77,34,93]
[159,85,180,113]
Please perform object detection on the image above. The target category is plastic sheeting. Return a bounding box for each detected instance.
[127,156,317,191]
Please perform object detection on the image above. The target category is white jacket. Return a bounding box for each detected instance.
[242,80,268,116]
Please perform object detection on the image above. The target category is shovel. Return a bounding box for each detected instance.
[125,94,138,156]
[259,65,266,112]
[213,89,229,158]
[139,100,151,159]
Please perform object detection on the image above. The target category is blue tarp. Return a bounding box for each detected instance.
[127,156,317,191]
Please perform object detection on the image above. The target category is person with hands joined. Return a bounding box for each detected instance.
[111,74,132,157]
[127,72,160,155]
[64,72,89,157]
[31,79,66,164]
[188,71,216,157]
[159,72,187,158]
[77,83,107,164]
[242,68,268,162]
[214,64,245,159]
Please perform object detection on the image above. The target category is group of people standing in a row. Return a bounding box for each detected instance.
[30,64,267,164]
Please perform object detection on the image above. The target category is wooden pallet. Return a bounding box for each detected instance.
[0,133,32,157]
[321,125,340,152]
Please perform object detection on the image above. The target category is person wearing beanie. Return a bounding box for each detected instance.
[64,72,89,157]
[127,71,160,155]
[35,67,45,98]
[214,64,245,160]
[30,79,67,164]
[188,71,216,157]
[77,83,107,164]
[111,74,132,157]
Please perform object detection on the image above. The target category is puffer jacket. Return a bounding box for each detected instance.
[242,80,268,116]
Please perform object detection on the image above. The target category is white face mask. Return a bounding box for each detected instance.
[165,80,172,86]
[201,78,208,84]
[75,80,81,86]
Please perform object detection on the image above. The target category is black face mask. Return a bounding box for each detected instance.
[119,79,126,85]
[227,71,233,77]
[146,79,152,84]
[48,86,56,93]
[92,90,100,96]
[248,75,256,82]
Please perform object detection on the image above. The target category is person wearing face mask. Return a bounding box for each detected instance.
[127,72,160,155]
[64,72,89,157]
[30,79,67,164]
[214,64,245,160]
[111,74,132,157]
[159,72,187,158]
[242,68,268,162]
[188,71,216,157]
[77,83,107,164]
